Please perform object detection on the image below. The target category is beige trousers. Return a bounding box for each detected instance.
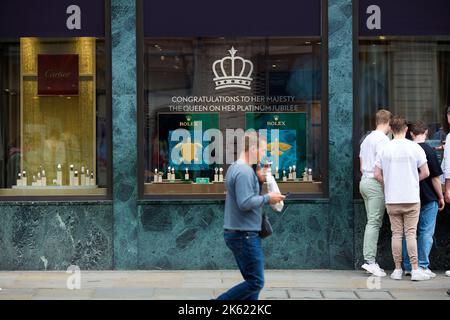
[386,203,420,267]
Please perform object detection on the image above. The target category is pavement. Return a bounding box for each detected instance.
[0,270,449,300]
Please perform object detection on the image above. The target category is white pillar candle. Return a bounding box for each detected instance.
[308,168,313,182]
[37,172,42,187]
[73,171,79,186]
[41,170,47,186]
[69,164,74,186]
[22,171,27,186]
[80,166,86,186]
[57,164,63,186]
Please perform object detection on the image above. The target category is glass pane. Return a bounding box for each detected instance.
[355,37,450,188]
[0,37,109,197]
[143,37,324,196]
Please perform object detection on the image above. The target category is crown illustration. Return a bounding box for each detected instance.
[212,47,254,90]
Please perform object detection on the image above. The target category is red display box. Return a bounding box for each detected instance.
[37,54,79,96]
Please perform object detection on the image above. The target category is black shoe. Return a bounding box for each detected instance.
[447,289,450,296]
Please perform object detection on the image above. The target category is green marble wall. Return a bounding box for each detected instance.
[0,202,113,270]
[111,0,138,269]
[137,201,330,269]
[327,0,354,269]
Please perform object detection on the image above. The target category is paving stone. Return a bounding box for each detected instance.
[260,289,289,300]
[93,288,155,300]
[0,289,35,300]
[355,290,394,300]
[321,290,358,299]
[0,271,448,300]
[31,289,95,300]
[152,288,215,300]
[288,289,323,299]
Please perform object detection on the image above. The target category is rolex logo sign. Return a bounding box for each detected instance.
[267,115,286,126]
[213,47,254,90]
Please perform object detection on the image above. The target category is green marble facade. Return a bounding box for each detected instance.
[1,0,448,271]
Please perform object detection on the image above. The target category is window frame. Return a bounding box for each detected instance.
[137,0,329,201]
[0,0,113,202]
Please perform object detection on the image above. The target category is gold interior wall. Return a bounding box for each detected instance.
[20,37,96,185]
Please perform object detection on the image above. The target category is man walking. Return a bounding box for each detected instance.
[359,109,392,277]
[374,116,431,281]
[402,121,445,278]
[216,136,285,300]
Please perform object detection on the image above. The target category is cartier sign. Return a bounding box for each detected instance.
[38,54,79,96]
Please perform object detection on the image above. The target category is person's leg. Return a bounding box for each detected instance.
[402,236,412,272]
[416,201,438,270]
[216,232,264,300]
[361,178,385,264]
[404,203,420,270]
[386,204,404,270]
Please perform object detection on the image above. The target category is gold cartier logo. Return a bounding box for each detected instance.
[44,70,72,79]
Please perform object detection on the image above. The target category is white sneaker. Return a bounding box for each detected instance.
[445,271,450,277]
[362,263,387,277]
[411,269,431,281]
[390,269,403,280]
[420,268,436,278]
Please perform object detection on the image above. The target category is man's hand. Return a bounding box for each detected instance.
[268,192,285,204]
[438,198,446,211]
[445,189,450,204]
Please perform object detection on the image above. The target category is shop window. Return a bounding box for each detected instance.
[354,37,450,190]
[0,1,111,198]
[141,38,326,198]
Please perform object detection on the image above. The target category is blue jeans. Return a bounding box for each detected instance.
[402,201,438,271]
[216,231,265,300]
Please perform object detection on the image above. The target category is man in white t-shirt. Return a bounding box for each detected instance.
[359,109,392,277]
[442,106,450,282]
[374,116,431,281]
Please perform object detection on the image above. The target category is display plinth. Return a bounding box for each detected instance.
[0,186,107,196]
[144,181,322,195]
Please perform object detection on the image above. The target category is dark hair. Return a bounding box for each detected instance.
[244,134,266,152]
[389,116,407,134]
[410,120,428,136]
[444,105,450,134]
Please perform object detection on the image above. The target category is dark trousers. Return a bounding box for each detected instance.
[217,230,265,300]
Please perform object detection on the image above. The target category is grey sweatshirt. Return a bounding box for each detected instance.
[223,159,270,231]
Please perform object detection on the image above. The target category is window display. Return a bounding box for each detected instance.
[0,37,109,197]
[142,38,325,197]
